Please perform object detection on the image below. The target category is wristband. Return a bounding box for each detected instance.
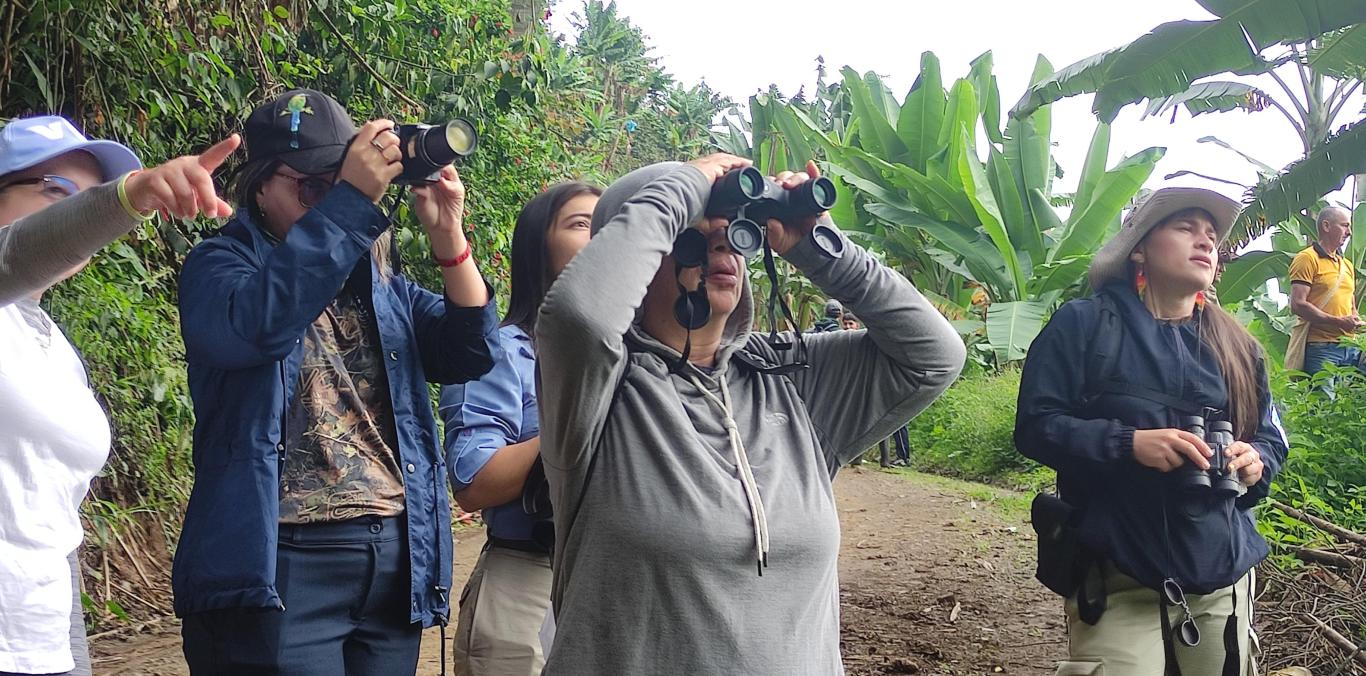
[435,241,472,268]
[117,171,156,222]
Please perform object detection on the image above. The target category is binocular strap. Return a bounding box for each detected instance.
[760,241,808,365]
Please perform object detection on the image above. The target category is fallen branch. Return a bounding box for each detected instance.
[1273,500,1366,548]
[1295,548,1366,568]
[1307,614,1366,668]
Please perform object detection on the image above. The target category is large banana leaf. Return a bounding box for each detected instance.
[1230,118,1366,250]
[1013,0,1366,121]
[957,129,1026,296]
[1053,147,1167,262]
[1215,250,1294,305]
[841,67,907,162]
[897,52,947,174]
[1010,49,1117,119]
[969,51,1006,145]
[1074,123,1112,212]
[862,200,1012,295]
[986,144,1039,263]
[986,300,1047,361]
[1139,81,1272,120]
[1028,255,1093,297]
[1310,24,1366,79]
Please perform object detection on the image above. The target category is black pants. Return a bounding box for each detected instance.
[181,515,422,676]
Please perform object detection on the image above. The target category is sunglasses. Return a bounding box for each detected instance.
[277,173,333,209]
[1162,578,1201,647]
[0,174,80,201]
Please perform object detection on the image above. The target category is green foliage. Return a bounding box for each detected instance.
[1259,365,1366,553]
[728,54,1162,364]
[904,369,1052,490]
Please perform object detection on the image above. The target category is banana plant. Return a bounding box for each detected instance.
[1009,0,1366,263]
[764,53,1164,362]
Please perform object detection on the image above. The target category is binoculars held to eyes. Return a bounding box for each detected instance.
[673,167,837,266]
[1177,414,1242,496]
[392,119,479,186]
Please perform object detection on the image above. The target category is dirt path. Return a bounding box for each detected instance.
[91,468,1065,675]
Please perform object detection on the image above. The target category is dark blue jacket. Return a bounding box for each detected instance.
[172,182,499,625]
[1015,284,1289,594]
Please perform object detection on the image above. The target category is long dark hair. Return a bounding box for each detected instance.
[503,181,602,334]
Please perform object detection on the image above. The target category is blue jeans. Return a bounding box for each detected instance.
[1303,343,1363,375]
[181,516,422,676]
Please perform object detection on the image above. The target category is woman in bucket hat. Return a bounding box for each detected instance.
[0,115,238,676]
[1015,187,1290,675]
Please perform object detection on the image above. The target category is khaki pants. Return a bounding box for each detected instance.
[453,545,553,676]
[1056,562,1258,676]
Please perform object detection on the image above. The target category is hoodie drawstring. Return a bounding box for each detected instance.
[688,372,770,575]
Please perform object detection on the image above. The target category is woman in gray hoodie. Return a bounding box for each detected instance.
[534,153,965,674]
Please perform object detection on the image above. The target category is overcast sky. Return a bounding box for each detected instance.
[550,0,1363,212]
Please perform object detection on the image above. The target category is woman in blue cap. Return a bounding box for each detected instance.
[0,115,238,676]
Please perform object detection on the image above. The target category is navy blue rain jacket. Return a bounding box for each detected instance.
[1015,284,1289,594]
[172,181,499,625]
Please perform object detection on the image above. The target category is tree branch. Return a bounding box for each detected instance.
[1264,93,1308,149]
[309,1,424,112]
[1271,500,1366,548]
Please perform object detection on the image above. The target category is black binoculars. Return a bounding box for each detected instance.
[673,167,837,265]
[392,119,478,186]
[1177,414,1242,496]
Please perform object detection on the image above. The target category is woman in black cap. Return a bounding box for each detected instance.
[1015,187,1289,675]
[174,90,499,675]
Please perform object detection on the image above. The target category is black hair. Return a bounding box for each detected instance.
[226,156,280,223]
[503,181,603,334]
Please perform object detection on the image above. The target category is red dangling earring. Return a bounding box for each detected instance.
[1135,266,1148,298]
[1194,291,1207,309]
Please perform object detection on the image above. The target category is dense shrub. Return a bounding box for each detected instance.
[903,368,1052,490]
[1259,364,1366,553]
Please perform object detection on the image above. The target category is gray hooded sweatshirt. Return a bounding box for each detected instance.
[535,162,965,674]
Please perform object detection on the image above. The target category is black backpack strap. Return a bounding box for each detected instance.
[1084,292,1204,416]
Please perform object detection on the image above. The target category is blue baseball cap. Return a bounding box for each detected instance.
[0,115,142,182]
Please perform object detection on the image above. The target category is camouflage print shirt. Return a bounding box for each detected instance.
[279,274,406,524]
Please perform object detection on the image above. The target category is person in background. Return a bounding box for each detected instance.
[0,115,238,676]
[1288,206,1361,378]
[840,311,861,331]
[809,298,843,332]
[173,89,498,675]
[440,181,601,676]
[1016,187,1289,675]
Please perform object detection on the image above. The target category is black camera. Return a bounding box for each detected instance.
[393,119,478,186]
[701,166,837,259]
[1177,414,1242,496]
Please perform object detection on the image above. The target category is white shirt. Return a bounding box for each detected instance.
[0,299,109,674]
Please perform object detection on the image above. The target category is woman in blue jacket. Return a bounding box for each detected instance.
[174,90,498,675]
[1016,187,1289,675]
[439,181,600,676]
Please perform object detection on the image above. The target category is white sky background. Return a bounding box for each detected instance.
[549,0,1364,214]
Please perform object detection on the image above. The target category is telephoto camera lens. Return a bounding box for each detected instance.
[393,119,479,185]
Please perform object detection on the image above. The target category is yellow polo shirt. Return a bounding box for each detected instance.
[1289,244,1356,343]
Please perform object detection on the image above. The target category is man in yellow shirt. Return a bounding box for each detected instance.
[1288,206,1362,376]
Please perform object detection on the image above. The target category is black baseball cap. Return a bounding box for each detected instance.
[244,89,357,175]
